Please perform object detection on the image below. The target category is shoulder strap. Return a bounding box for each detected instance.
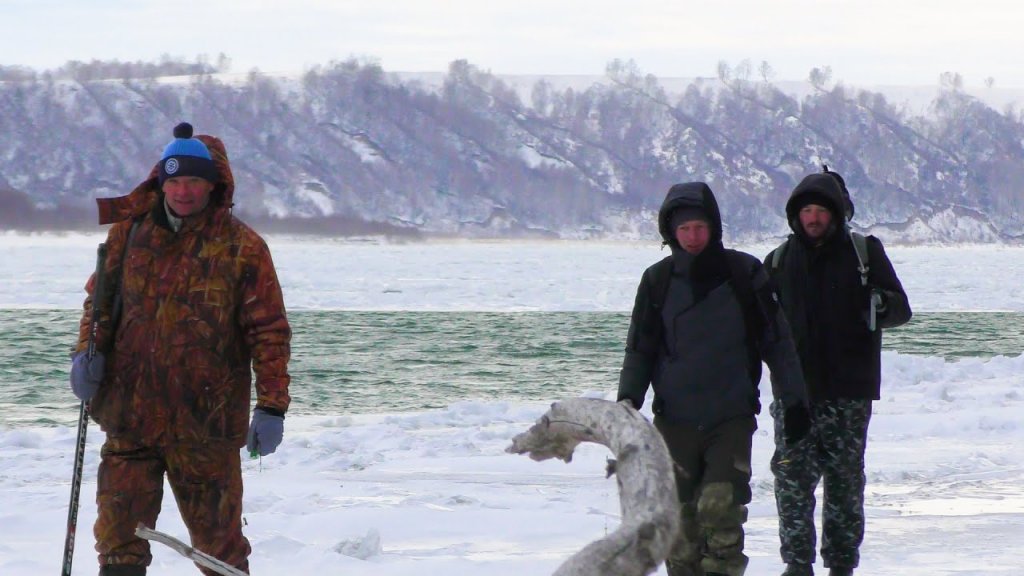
[770,238,789,272]
[650,256,673,310]
[726,252,757,315]
[849,231,870,286]
[725,251,764,385]
[110,217,142,331]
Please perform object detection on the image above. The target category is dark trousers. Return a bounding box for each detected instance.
[94,436,251,575]
[656,415,755,576]
[771,398,872,569]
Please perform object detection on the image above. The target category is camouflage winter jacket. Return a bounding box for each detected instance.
[76,133,291,447]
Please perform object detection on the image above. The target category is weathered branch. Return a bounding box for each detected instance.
[135,523,248,576]
[507,398,679,576]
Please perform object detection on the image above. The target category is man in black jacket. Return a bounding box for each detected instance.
[765,170,911,576]
[618,182,810,576]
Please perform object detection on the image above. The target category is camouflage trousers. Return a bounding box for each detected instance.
[655,415,755,576]
[770,398,872,569]
[94,436,251,575]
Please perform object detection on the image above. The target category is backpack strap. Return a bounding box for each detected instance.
[848,230,870,286]
[110,217,142,332]
[770,238,789,273]
[726,253,758,321]
[725,251,765,386]
[650,256,673,310]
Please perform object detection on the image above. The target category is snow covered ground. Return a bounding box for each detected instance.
[4,353,1022,575]
[1,234,1022,575]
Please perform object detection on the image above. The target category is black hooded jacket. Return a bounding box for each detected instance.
[765,173,912,401]
[617,182,807,428]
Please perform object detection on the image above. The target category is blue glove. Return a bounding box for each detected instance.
[70,351,105,401]
[246,408,284,456]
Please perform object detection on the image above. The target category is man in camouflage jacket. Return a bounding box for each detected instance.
[70,122,291,576]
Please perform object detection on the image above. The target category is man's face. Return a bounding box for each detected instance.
[163,176,213,217]
[799,204,833,241]
[675,220,711,255]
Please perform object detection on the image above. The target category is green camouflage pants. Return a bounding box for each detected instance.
[94,436,251,575]
[655,416,755,576]
[770,398,872,569]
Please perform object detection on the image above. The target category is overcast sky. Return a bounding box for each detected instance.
[3,0,1022,88]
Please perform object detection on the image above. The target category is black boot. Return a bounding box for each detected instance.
[99,565,146,576]
[828,568,853,576]
[782,564,814,576]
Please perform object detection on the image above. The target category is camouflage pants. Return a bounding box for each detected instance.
[770,398,872,569]
[655,416,755,576]
[94,436,251,575]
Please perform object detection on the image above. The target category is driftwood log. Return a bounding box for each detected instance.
[135,523,248,576]
[507,398,680,576]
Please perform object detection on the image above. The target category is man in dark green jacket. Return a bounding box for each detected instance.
[618,181,810,576]
[765,169,911,576]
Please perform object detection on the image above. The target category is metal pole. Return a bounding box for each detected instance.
[62,243,107,576]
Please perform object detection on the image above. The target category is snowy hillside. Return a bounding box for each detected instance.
[3,59,1024,243]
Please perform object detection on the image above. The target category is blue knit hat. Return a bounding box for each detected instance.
[158,122,218,185]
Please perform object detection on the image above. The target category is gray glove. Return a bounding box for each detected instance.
[246,408,284,456]
[70,351,105,401]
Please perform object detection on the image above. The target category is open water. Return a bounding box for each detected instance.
[1,309,1021,429]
